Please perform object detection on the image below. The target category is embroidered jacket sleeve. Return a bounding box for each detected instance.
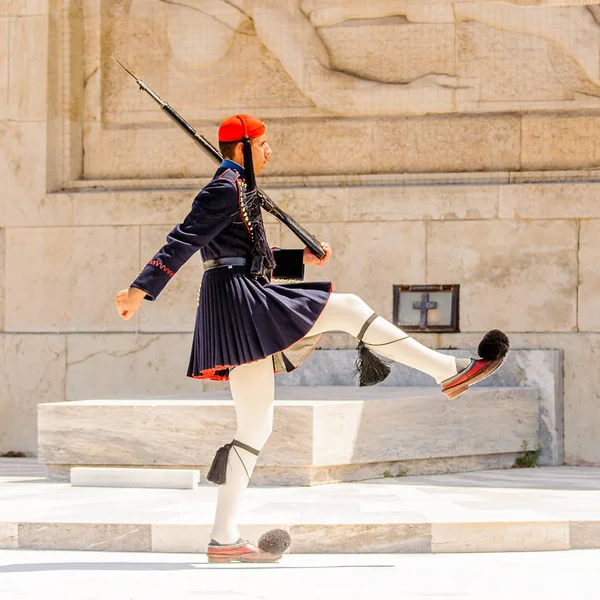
[271,248,305,281]
[131,178,238,300]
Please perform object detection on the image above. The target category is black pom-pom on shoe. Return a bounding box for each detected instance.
[477,329,510,361]
[258,529,291,554]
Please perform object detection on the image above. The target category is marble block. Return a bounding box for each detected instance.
[431,521,570,553]
[570,521,600,549]
[70,467,200,489]
[18,523,152,552]
[280,348,562,466]
[578,221,600,332]
[0,523,18,550]
[290,523,431,554]
[0,334,67,455]
[38,386,540,485]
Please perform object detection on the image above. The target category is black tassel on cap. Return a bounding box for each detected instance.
[206,442,233,485]
[355,342,391,387]
[478,329,510,361]
[258,529,291,554]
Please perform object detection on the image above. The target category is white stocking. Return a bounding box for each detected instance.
[305,293,460,384]
[210,355,275,544]
[210,293,462,544]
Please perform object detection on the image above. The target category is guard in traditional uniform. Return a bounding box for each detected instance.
[116,114,509,563]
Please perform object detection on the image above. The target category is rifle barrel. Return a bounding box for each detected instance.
[113,57,325,259]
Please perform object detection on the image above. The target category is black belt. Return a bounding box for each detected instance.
[203,257,247,270]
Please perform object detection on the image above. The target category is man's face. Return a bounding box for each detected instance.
[251,134,272,175]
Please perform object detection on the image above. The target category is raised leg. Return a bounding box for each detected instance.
[304,293,463,383]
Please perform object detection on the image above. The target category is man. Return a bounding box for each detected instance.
[116,114,508,562]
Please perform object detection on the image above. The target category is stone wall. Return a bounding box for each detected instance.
[2,0,600,464]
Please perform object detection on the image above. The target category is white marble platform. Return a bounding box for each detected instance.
[38,386,540,485]
[1,463,600,554]
[71,467,200,490]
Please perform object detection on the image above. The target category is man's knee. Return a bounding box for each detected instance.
[236,416,273,451]
[335,293,370,314]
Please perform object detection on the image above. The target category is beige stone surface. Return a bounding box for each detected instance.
[269,187,349,223]
[5,226,140,332]
[9,15,48,120]
[371,115,521,173]
[0,334,66,455]
[0,122,71,228]
[82,121,218,180]
[500,183,600,219]
[84,112,522,180]
[427,220,578,332]
[431,521,570,553]
[0,229,4,331]
[556,334,600,465]
[455,8,600,105]
[348,184,498,221]
[291,524,431,553]
[66,334,201,400]
[578,220,600,332]
[321,22,454,84]
[570,521,600,549]
[72,190,197,226]
[457,22,560,104]
[249,119,375,177]
[521,116,600,171]
[0,19,9,119]
[0,522,18,549]
[1,1,47,15]
[282,221,425,319]
[18,523,152,551]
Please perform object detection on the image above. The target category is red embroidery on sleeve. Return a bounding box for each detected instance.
[147,260,174,277]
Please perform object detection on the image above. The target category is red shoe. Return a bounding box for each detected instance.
[441,357,505,400]
[207,538,283,564]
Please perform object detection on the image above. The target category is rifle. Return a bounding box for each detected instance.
[112,57,326,259]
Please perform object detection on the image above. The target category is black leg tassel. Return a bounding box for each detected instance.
[206,442,233,485]
[355,342,391,387]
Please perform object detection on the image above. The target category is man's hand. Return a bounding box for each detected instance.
[303,242,331,267]
[115,287,146,321]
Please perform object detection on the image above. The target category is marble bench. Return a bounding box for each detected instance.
[38,385,541,485]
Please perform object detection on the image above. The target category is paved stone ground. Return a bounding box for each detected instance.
[2,460,600,553]
[1,548,599,600]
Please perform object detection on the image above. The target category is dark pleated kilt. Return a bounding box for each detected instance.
[187,265,332,381]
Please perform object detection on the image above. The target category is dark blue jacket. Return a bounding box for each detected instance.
[131,161,304,300]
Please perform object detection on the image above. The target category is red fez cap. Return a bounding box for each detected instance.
[218,114,265,142]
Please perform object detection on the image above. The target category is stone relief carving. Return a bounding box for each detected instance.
[98,0,600,125]
[115,0,600,118]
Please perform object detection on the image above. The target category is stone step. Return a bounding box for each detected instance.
[71,467,200,489]
[38,386,540,485]
[1,467,600,554]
